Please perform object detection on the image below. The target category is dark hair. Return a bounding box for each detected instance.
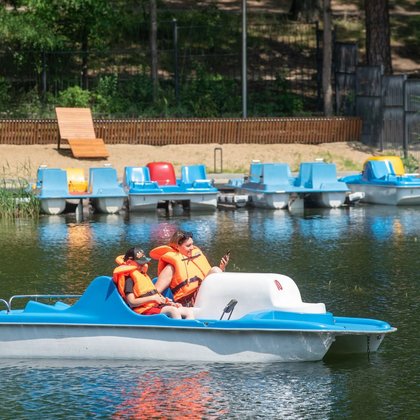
[169,230,193,247]
[123,247,143,261]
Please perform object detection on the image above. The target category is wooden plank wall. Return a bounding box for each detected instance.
[0,117,362,145]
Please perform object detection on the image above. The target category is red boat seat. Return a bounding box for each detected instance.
[147,162,177,186]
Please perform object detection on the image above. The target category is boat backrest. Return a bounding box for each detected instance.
[365,156,405,176]
[363,160,395,181]
[295,162,339,189]
[66,168,88,193]
[147,162,177,186]
[181,164,206,183]
[249,162,263,183]
[70,276,136,320]
[262,163,292,186]
[37,168,69,196]
[124,166,151,185]
[88,167,125,195]
[194,272,326,320]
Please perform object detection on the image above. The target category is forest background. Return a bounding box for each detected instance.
[0,0,419,119]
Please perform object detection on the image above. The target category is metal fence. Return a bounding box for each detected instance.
[0,19,321,114]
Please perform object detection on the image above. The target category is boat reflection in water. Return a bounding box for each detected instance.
[114,370,227,418]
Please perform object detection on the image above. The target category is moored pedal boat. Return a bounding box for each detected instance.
[124,163,218,212]
[340,156,420,206]
[0,272,396,362]
[34,166,126,214]
[236,161,349,210]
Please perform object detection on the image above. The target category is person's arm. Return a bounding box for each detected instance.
[154,264,175,293]
[219,252,230,271]
[124,276,165,308]
[125,292,166,308]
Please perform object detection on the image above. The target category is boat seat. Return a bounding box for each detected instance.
[363,160,395,181]
[124,166,159,189]
[181,164,212,188]
[262,163,292,187]
[88,167,125,196]
[37,168,69,197]
[249,162,263,183]
[295,162,342,189]
[66,168,88,193]
[147,162,177,186]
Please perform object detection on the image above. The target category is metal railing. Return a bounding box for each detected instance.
[4,294,82,313]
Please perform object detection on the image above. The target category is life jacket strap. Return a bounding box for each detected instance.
[140,289,159,298]
[171,275,202,295]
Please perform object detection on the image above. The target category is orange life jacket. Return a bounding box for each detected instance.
[113,258,161,314]
[150,245,211,302]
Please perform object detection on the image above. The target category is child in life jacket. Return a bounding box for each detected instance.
[113,247,194,319]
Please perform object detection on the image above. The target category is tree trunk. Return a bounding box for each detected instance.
[289,0,323,22]
[364,0,393,74]
[81,32,89,90]
[150,0,159,102]
[322,0,333,116]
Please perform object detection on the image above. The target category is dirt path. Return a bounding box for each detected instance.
[0,142,380,180]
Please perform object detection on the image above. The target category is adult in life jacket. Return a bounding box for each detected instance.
[150,230,230,307]
[113,247,194,319]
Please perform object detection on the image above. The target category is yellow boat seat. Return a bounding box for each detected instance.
[364,156,405,176]
[66,168,88,193]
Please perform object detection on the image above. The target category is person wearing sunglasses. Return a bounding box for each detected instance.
[150,230,230,307]
[113,246,194,319]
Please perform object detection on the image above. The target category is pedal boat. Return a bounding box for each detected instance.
[236,161,349,210]
[340,156,420,206]
[124,163,218,212]
[33,166,127,215]
[0,273,396,362]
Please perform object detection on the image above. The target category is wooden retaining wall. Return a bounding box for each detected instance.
[0,117,362,146]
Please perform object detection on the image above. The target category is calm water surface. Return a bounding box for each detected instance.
[0,206,418,419]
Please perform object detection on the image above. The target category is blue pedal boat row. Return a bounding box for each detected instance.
[33,162,218,215]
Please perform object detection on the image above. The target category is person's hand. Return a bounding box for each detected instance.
[164,297,179,307]
[219,252,230,271]
[154,295,166,305]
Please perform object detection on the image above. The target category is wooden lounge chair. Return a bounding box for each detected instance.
[55,107,109,158]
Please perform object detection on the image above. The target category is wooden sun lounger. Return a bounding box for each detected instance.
[55,107,109,158]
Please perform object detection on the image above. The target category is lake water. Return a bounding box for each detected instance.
[0,206,418,418]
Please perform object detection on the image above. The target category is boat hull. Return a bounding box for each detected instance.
[0,324,333,362]
[347,183,420,205]
[91,197,125,214]
[128,193,218,212]
[40,198,66,215]
[243,191,289,209]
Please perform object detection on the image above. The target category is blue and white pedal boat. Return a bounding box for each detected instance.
[34,166,127,214]
[340,157,420,206]
[0,272,396,362]
[124,162,218,212]
[236,161,349,210]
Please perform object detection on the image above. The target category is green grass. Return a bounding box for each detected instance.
[0,164,40,218]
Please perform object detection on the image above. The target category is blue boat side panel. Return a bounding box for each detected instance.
[88,167,126,197]
[0,276,396,336]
